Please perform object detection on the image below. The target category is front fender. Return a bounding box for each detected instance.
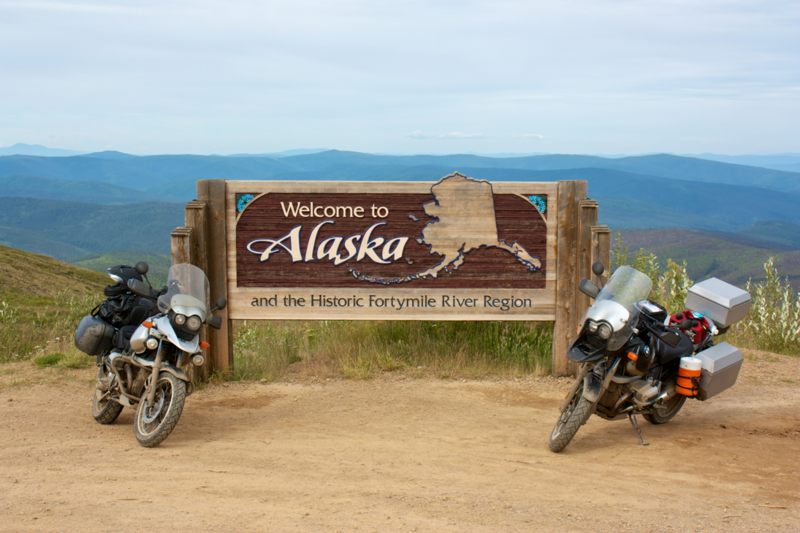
[160,364,190,383]
[582,372,604,403]
[582,358,622,405]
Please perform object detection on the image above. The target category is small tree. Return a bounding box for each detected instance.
[732,257,800,354]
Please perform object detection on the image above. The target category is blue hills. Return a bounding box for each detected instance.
[0,149,799,284]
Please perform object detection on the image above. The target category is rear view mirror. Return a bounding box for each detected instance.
[215,298,227,311]
[579,278,600,299]
[135,262,149,275]
[127,278,151,297]
[591,262,605,277]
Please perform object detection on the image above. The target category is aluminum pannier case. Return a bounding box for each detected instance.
[694,341,743,401]
[74,315,115,356]
[685,277,751,328]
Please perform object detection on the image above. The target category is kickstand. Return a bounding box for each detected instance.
[628,413,649,446]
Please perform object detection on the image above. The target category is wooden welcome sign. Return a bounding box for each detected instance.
[172,176,609,377]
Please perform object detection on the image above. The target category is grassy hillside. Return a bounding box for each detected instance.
[0,197,183,258]
[0,244,107,362]
[615,227,800,288]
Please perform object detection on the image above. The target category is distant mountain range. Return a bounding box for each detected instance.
[0,143,89,157]
[618,222,800,288]
[0,197,182,260]
[0,148,799,285]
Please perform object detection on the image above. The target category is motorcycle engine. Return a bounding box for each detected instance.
[630,379,660,406]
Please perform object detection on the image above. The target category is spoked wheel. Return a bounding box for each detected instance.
[549,383,592,453]
[644,393,686,425]
[134,373,186,447]
[92,366,123,424]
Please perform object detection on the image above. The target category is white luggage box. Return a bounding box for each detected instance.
[695,342,743,401]
[686,277,751,328]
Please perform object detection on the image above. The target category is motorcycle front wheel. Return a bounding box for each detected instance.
[92,367,123,425]
[134,372,186,447]
[549,382,591,453]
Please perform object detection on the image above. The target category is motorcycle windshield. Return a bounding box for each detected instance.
[595,266,653,351]
[157,263,211,315]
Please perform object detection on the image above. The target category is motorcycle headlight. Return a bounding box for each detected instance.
[187,315,202,331]
[598,322,612,340]
[587,320,598,333]
[174,313,186,326]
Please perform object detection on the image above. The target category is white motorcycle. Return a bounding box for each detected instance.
[75,262,226,447]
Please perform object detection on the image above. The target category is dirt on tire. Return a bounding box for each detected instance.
[1,349,798,532]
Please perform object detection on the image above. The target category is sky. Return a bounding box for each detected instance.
[1,0,798,155]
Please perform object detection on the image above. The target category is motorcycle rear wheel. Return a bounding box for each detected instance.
[643,393,686,425]
[134,372,186,447]
[549,383,591,453]
[92,367,123,425]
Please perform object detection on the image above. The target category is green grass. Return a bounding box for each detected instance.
[32,353,65,366]
[232,320,553,382]
[0,244,106,363]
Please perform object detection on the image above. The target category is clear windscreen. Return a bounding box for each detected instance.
[596,266,653,314]
[157,263,210,314]
[596,266,653,351]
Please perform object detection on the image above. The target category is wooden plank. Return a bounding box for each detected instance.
[198,180,233,376]
[591,225,611,286]
[184,200,210,381]
[575,199,599,327]
[227,287,555,321]
[170,227,192,265]
[226,179,559,197]
[552,181,587,377]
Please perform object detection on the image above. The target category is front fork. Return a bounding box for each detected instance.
[559,363,590,413]
[558,359,621,414]
[145,340,164,405]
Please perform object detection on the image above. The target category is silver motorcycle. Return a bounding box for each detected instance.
[76,263,225,447]
[549,263,746,452]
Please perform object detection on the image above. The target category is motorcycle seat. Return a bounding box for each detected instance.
[655,330,694,366]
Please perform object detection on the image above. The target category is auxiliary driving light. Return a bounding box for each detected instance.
[192,355,205,366]
[145,337,159,350]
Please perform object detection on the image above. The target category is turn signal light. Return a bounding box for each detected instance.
[627,351,638,361]
[142,321,153,329]
[200,341,211,349]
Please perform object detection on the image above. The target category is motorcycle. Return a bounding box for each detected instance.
[549,262,747,453]
[75,262,226,447]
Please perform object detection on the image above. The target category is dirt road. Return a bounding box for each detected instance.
[1,350,798,532]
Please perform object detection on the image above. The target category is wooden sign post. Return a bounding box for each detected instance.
[171,174,608,378]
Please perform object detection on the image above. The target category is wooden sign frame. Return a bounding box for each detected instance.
[171,178,609,378]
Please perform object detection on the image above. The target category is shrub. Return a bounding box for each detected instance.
[33,353,66,367]
[729,257,800,354]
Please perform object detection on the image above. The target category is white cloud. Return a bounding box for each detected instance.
[513,134,544,139]
[439,132,485,139]
[406,129,434,139]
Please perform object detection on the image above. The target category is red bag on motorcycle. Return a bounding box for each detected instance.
[668,310,711,345]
